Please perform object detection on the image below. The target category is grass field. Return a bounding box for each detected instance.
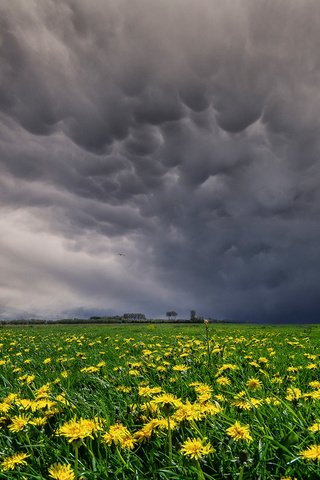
[0,322,319,479]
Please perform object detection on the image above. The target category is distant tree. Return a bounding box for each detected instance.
[190,310,196,321]
[166,311,178,320]
[123,313,146,321]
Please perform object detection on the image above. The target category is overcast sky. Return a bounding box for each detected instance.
[1,1,320,322]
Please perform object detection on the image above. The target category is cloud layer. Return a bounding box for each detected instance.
[1,0,320,321]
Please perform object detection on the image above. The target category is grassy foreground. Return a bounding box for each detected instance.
[0,323,319,479]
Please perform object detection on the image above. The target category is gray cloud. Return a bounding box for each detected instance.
[1,0,320,321]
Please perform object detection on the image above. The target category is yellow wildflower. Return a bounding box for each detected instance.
[8,414,30,432]
[103,423,135,449]
[48,463,75,480]
[181,437,214,460]
[172,364,190,372]
[309,423,320,433]
[138,386,162,397]
[286,387,302,402]
[31,417,47,427]
[1,452,29,471]
[151,393,182,409]
[309,381,320,389]
[299,444,320,461]
[173,401,203,422]
[246,378,262,389]
[56,418,95,442]
[226,421,252,442]
[80,366,99,374]
[216,376,230,386]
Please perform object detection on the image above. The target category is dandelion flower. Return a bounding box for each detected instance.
[138,386,162,397]
[56,418,95,442]
[1,452,29,471]
[299,444,320,461]
[216,376,230,386]
[286,387,302,402]
[309,423,320,433]
[246,378,262,390]
[172,364,190,372]
[174,401,203,422]
[309,381,320,389]
[103,423,135,449]
[152,393,182,409]
[226,421,252,442]
[8,414,30,432]
[31,417,47,427]
[48,463,75,480]
[181,437,214,460]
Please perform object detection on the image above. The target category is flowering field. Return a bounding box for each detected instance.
[0,323,319,479]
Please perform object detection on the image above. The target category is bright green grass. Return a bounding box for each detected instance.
[0,323,319,479]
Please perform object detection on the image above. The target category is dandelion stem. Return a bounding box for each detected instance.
[196,459,205,480]
[116,446,130,470]
[167,414,172,465]
[239,465,244,480]
[74,443,79,479]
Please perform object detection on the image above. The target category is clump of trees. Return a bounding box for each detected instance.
[123,313,146,321]
[166,311,178,320]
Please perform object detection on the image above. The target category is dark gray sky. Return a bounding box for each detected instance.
[1,0,320,322]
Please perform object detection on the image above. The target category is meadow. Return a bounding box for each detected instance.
[0,322,319,479]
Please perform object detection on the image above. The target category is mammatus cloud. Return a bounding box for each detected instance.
[1,0,320,321]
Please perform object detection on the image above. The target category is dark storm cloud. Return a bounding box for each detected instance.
[1,0,320,321]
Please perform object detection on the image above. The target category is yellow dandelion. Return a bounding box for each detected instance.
[309,423,320,433]
[134,419,160,441]
[48,463,75,480]
[308,390,320,400]
[1,452,29,471]
[286,387,302,402]
[232,399,253,410]
[226,421,252,442]
[181,437,214,460]
[96,361,106,368]
[152,393,182,409]
[216,376,231,386]
[246,378,262,390]
[173,401,203,423]
[216,364,239,375]
[31,417,47,427]
[8,414,30,432]
[138,386,162,397]
[309,381,320,389]
[3,393,18,404]
[103,423,135,449]
[172,364,190,372]
[299,444,320,461]
[35,384,51,398]
[306,363,317,370]
[116,385,132,393]
[140,401,159,417]
[80,366,99,374]
[56,418,95,442]
[201,403,222,416]
[0,402,11,414]
[25,375,35,384]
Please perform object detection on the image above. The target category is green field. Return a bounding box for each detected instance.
[0,323,319,479]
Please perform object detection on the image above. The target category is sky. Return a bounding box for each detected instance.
[1,1,320,323]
